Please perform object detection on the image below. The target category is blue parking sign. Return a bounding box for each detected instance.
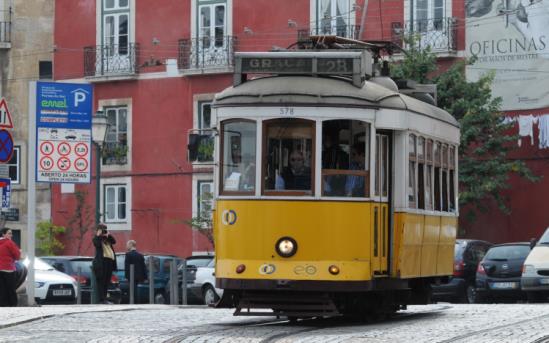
[0,178,11,209]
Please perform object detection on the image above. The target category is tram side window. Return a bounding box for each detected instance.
[263,119,314,194]
[417,137,425,209]
[408,134,417,208]
[425,139,433,210]
[221,120,256,194]
[449,146,456,212]
[441,144,449,211]
[322,120,370,197]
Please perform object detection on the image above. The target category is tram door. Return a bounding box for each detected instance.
[371,132,390,275]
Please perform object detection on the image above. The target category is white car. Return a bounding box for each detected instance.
[188,259,223,305]
[17,257,77,305]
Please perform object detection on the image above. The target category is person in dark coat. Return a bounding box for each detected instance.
[124,240,147,303]
[92,223,117,304]
[0,228,21,307]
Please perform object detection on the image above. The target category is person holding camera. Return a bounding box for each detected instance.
[92,223,117,304]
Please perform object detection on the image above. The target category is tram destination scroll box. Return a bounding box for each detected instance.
[234,51,372,88]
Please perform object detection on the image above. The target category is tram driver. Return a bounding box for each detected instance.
[275,150,311,190]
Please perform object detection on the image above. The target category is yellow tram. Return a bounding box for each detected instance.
[190,48,459,318]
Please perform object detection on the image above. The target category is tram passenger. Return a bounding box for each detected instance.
[345,143,366,197]
[276,150,311,190]
[322,131,349,196]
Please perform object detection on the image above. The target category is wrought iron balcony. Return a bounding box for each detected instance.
[298,24,361,42]
[391,17,457,53]
[0,9,11,45]
[84,43,140,77]
[178,36,237,71]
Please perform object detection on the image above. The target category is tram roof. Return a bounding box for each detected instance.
[214,75,459,128]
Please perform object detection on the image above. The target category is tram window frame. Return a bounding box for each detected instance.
[321,119,370,198]
[408,134,417,208]
[417,137,425,210]
[262,118,315,196]
[425,139,433,210]
[433,141,442,211]
[219,119,257,196]
[449,146,456,212]
[441,144,449,211]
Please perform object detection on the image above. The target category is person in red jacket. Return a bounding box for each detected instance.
[0,227,21,306]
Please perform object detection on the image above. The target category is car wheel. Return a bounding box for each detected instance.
[527,291,546,303]
[154,292,166,304]
[202,285,219,305]
[466,284,477,304]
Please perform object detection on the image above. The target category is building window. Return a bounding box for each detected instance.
[104,184,127,223]
[199,102,212,129]
[39,61,52,80]
[103,0,130,55]
[103,106,128,165]
[314,0,356,38]
[7,146,19,184]
[197,180,213,218]
[198,2,226,48]
[413,0,444,32]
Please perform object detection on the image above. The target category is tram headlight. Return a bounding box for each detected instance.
[276,237,297,258]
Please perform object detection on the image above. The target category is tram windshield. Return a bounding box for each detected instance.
[264,119,314,194]
[221,120,256,194]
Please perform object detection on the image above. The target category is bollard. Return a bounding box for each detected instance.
[148,257,154,304]
[129,264,135,304]
[170,259,177,304]
[181,258,187,305]
[91,268,98,304]
[76,267,82,305]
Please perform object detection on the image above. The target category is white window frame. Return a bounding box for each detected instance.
[98,98,132,172]
[404,0,451,31]
[191,0,232,43]
[96,0,135,48]
[100,176,131,230]
[7,146,20,184]
[311,0,356,38]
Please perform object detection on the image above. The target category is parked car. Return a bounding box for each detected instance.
[432,239,493,303]
[187,258,223,305]
[114,253,185,304]
[164,254,215,304]
[521,227,549,302]
[476,242,531,303]
[41,256,121,304]
[17,257,77,305]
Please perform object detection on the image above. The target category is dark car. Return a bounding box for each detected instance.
[41,256,122,304]
[114,253,186,304]
[432,239,493,303]
[475,242,531,303]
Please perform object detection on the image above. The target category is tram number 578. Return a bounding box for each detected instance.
[279,107,294,115]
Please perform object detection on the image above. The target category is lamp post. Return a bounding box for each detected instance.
[92,110,109,226]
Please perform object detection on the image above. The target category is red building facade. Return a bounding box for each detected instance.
[52,0,547,257]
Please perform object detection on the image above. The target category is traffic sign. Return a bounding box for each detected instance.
[36,82,92,183]
[0,130,14,163]
[0,98,14,129]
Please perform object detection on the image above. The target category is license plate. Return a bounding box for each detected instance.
[53,289,72,296]
[490,282,517,289]
[540,279,549,285]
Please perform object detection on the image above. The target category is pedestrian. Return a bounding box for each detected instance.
[0,227,21,307]
[92,223,117,304]
[124,240,147,303]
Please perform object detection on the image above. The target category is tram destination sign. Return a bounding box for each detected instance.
[235,51,372,88]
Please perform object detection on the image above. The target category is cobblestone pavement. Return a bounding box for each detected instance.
[0,304,548,342]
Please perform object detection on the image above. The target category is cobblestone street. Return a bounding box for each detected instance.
[0,303,548,342]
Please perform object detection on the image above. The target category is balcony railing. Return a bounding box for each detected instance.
[178,36,237,70]
[298,24,361,42]
[0,9,11,44]
[84,43,140,77]
[392,17,457,53]
[102,142,128,165]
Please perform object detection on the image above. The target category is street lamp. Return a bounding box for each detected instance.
[92,110,109,226]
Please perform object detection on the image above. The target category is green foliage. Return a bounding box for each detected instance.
[185,192,214,247]
[390,35,437,84]
[391,41,539,222]
[36,220,66,256]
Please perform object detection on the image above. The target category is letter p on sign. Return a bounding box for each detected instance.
[74,91,87,107]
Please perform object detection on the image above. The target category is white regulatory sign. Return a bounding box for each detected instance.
[36,127,91,183]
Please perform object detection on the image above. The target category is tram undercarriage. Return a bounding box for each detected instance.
[216,278,437,318]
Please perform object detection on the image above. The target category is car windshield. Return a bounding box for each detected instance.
[485,245,530,260]
[70,260,92,274]
[538,228,549,244]
[33,257,55,271]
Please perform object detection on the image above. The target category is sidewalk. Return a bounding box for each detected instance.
[0,304,171,328]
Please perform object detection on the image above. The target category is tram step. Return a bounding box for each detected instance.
[234,291,340,317]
